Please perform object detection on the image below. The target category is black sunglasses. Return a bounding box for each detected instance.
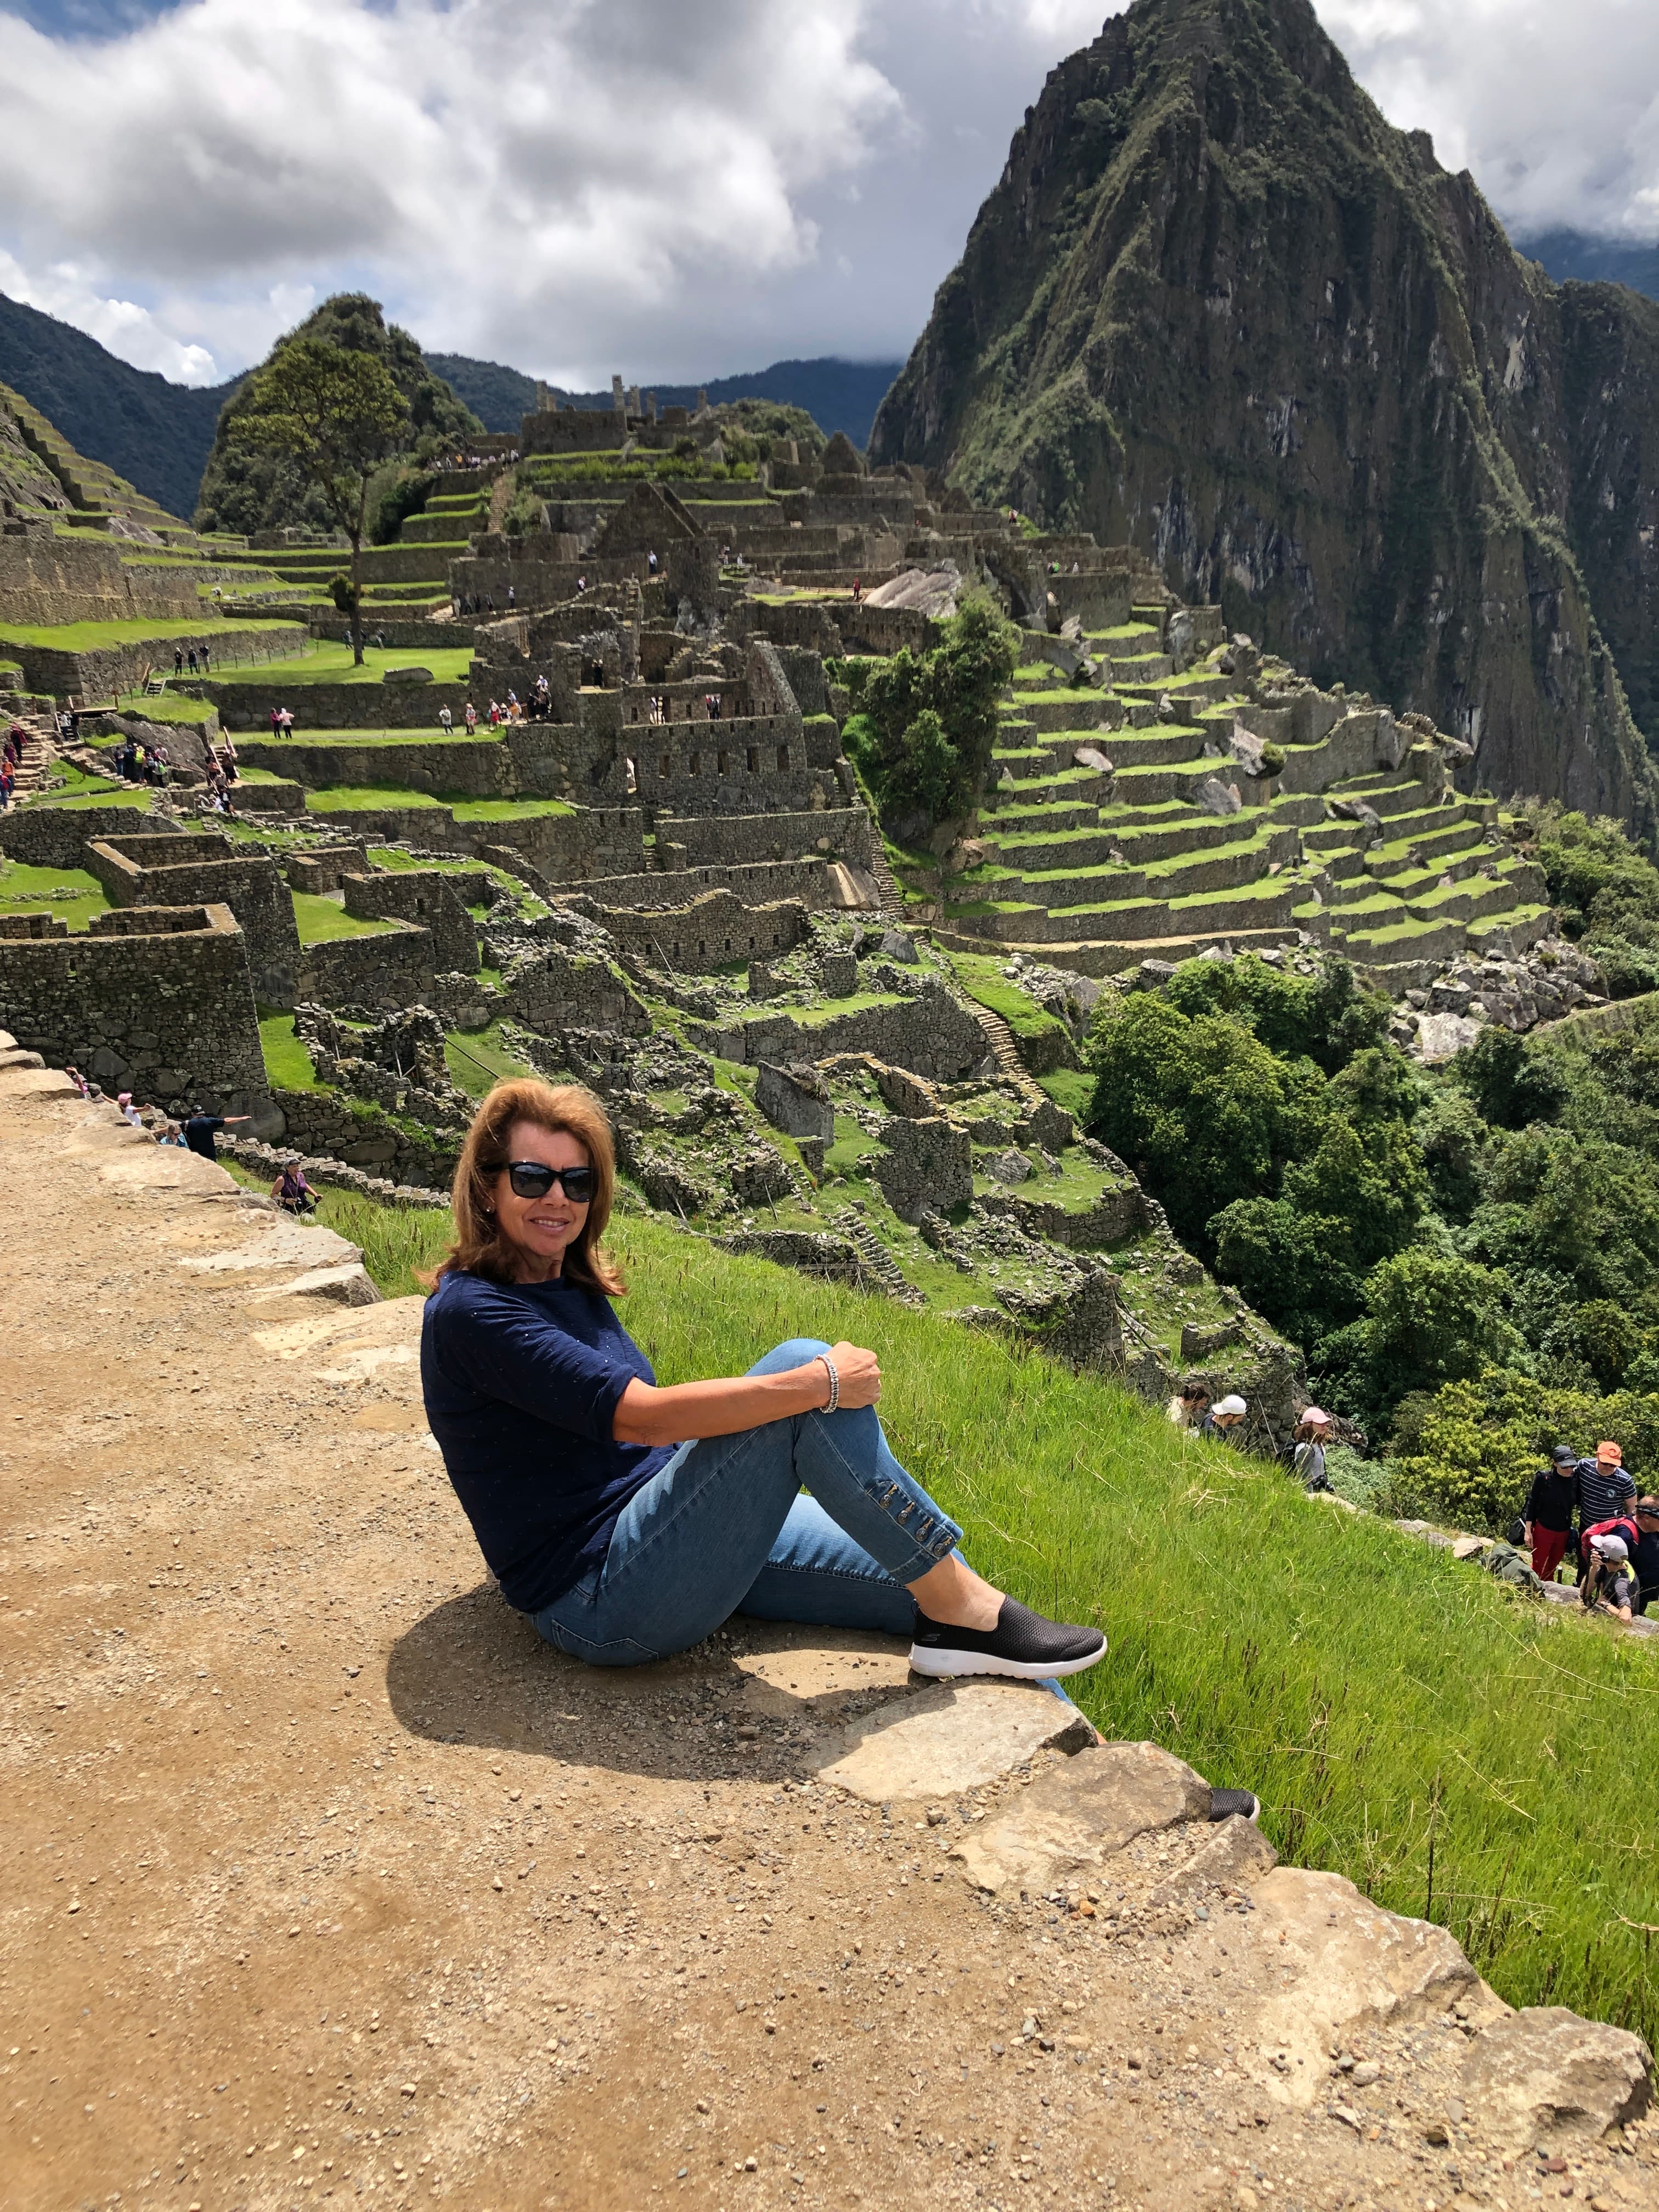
[505,1161,594,1202]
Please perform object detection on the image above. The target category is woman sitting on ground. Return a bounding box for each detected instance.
[271,1160,316,1215]
[421,1080,1107,1678]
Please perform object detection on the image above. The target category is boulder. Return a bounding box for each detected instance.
[878,927,919,965]
[1074,744,1114,775]
[984,1147,1032,1186]
[952,1739,1212,1895]
[1242,1867,1499,2104]
[382,666,433,684]
[1459,2007,1652,2144]
[1195,775,1243,817]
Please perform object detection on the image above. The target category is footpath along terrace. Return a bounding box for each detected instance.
[2,1055,1655,2212]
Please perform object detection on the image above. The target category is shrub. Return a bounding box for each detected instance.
[1259,741,1286,776]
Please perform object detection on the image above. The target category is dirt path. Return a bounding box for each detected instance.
[3,1063,1655,2212]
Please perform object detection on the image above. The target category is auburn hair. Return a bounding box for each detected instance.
[433,1078,626,1295]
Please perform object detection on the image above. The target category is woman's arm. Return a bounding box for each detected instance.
[611,1339,881,1448]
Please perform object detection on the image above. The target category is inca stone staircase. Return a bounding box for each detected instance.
[934,613,1552,988]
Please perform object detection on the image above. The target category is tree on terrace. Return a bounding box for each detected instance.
[235,340,410,665]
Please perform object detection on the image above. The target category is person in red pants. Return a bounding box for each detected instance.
[1522,1443,1579,1582]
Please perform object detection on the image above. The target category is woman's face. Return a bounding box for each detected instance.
[492,1120,591,1280]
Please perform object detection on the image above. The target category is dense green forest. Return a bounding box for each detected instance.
[1085,805,1659,1528]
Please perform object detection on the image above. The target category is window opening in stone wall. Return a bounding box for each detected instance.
[625,758,637,794]
[717,751,728,775]
[697,940,706,956]
[659,755,670,778]
[776,745,789,770]
[747,747,759,772]
[689,753,700,776]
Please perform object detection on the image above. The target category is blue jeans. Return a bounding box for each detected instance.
[533,1338,963,1668]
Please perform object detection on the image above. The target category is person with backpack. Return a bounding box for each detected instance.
[1521,1442,1579,1582]
[1291,1407,1334,1493]
[1582,1533,1638,1624]
[1574,1440,1637,1578]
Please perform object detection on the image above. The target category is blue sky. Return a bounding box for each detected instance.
[2,0,1656,388]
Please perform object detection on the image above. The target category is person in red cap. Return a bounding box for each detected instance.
[1575,1440,1637,1572]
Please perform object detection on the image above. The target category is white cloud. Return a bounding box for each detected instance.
[1319,0,1659,241]
[0,0,1655,394]
[0,246,220,381]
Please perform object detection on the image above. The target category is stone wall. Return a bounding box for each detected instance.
[657,805,873,873]
[264,1087,461,1192]
[0,900,266,1107]
[341,870,478,974]
[567,854,876,915]
[295,923,435,1011]
[0,533,200,627]
[0,804,178,868]
[18,626,310,702]
[85,834,302,1007]
[562,887,810,972]
[503,946,651,1038]
[710,981,990,1080]
[235,733,516,797]
[210,680,475,734]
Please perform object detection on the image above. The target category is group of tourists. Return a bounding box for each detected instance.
[1170,1384,1339,1494]
[1521,1441,1659,1620]
[171,644,211,678]
[113,734,171,787]
[267,706,296,737]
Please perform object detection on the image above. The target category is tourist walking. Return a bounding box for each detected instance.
[420,1081,1110,1680]
[1198,1394,1247,1442]
[174,648,184,675]
[439,706,453,736]
[1521,1443,1579,1582]
[1291,1408,1334,1493]
[465,702,477,735]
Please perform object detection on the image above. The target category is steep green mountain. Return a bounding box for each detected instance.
[194,295,481,536]
[423,352,538,433]
[0,291,236,518]
[870,0,1659,832]
[432,351,902,447]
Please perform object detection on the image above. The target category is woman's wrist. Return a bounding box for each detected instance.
[817,1352,839,1414]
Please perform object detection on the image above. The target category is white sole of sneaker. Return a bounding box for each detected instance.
[907,1640,1107,1681]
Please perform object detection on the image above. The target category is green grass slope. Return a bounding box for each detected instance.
[324,1195,1659,2042]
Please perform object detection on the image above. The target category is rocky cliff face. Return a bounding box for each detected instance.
[870,0,1659,831]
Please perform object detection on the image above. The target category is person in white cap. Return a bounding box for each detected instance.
[1582,1532,1636,1623]
[1293,1407,1334,1493]
[1199,1393,1246,1441]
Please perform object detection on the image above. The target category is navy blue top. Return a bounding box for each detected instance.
[420,1269,673,1612]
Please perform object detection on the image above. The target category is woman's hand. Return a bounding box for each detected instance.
[825,1341,881,1409]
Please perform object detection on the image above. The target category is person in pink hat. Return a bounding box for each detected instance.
[1293,1407,1334,1493]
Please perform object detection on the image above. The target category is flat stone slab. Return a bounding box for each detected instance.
[255,1261,382,1307]
[952,1738,1212,1895]
[805,1678,1092,1803]
[179,1217,361,1273]
[1459,2006,1653,2144]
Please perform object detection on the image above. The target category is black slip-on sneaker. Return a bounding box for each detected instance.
[909,1596,1107,1681]
[1209,1787,1261,1823]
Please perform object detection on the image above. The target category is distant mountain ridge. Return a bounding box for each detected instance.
[871,0,1659,831]
[426,354,902,448]
[0,293,238,520]
[0,294,903,519]
[1520,229,1659,302]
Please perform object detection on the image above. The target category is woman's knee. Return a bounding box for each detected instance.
[747,1336,830,1378]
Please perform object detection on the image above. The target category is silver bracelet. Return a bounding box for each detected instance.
[818,1353,839,1414]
